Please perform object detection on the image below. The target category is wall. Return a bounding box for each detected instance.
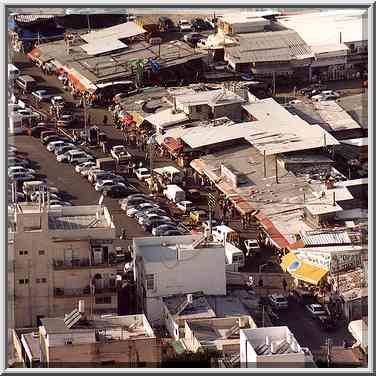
[213,103,243,122]
[143,246,226,323]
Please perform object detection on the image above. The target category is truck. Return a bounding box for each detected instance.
[96,157,116,171]
[225,242,245,269]
[244,239,261,257]
[212,225,240,246]
[163,184,185,203]
[110,145,132,163]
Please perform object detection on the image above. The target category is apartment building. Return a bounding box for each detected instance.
[133,235,227,325]
[10,203,124,328]
[13,302,160,367]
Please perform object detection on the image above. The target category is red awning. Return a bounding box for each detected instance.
[163,137,183,155]
[120,114,135,126]
[27,48,41,61]
[67,68,97,93]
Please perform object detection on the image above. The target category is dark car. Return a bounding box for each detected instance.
[102,184,135,198]
[8,157,30,168]
[143,216,175,232]
[300,84,327,96]
[191,18,209,31]
[162,229,183,236]
[30,125,50,137]
[40,130,57,142]
[158,16,176,32]
[183,32,205,47]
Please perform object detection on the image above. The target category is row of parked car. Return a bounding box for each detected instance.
[300,84,340,102]
[120,193,186,236]
[8,145,72,208]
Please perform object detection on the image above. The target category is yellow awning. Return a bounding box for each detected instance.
[128,111,145,127]
[281,252,328,285]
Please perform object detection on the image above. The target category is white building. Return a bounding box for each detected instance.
[133,235,227,325]
[240,326,314,368]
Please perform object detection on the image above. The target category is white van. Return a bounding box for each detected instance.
[163,184,185,203]
[8,64,20,80]
[68,150,92,165]
[225,242,245,268]
[212,225,239,244]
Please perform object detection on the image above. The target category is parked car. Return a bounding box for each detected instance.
[55,144,78,156]
[9,172,35,183]
[178,19,192,32]
[31,191,60,202]
[135,168,151,181]
[152,224,178,236]
[8,157,30,168]
[42,134,60,145]
[176,200,194,213]
[40,130,57,142]
[47,140,69,152]
[136,208,168,223]
[300,84,326,95]
[102,184,135,198]
[306,304,327,318]
[57,149,83,163]
[120,196,154,211]
[32,89,53,102]
[8,166,35,177]
[57,114,74,127]
[183,32,205,46]
[82,166,102,178]
[75,161,96,173]
[191,18,209,31]
[269,294,289,310]
[111,145,131,163]
[95,179,125,192]
[90,172,121,184]
[126,202,159,217]
[311,90,340,101]
[163,229,184,236]
[30,125,50,137]
[143,216,174,232]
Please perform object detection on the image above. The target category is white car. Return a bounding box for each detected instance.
[94,180,125,192]
[75,161,96,173]
[47,140,66,152]
[82,166,102,178]
[135,168,151,181]
[306,304,327,318]
[178,19,192,32]
[8,166,35,176]
[49,199,72,207]
[269,294,288,310]
[312,91,340,102]
[31,191,59,202]
[126,202,159,217]
[176,200,194,213]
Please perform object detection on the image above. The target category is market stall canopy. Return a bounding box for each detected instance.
[281,252,328,285]
[66,67,97,93]
[81,21,146,44]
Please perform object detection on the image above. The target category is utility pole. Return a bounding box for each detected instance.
[84,97,87,144]
[263,150,266,178]
[272,71,276,96]
[326,338,332,367]
[275,155,279,184]
[87,15,91,33]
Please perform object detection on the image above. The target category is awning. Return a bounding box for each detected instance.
[281,252,328,285]
[163,137,183,155]
[67,68,97,93]
[128,111,145,127]
[120,113,135,126]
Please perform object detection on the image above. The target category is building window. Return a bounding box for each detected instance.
[36,278,40,283]
[19,250,28,255]
[196,105,202,113]
[18,279,29,284]
[95,296,112,305]
[38,250,45,255]
[145,274,155,290]
[41,278,47,283]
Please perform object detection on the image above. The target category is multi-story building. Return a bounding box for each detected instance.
[133,235,227,325]
[240,326,315,368]
[10,203,125,328]
[13,302,160,367]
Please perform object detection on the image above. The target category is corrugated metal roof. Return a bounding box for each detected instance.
[226,29,313,63]
[300,230,352,246]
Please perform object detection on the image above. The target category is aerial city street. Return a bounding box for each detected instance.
[7,7,368,369]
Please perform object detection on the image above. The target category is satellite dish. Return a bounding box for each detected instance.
[99,195,104,206]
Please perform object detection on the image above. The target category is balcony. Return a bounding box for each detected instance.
[54,287,91,297]
[54,285,117,297]
[53,255,126,271]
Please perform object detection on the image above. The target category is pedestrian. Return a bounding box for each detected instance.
[103,115,108,126]
[282,279,287,292]
[258,278,264,288]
